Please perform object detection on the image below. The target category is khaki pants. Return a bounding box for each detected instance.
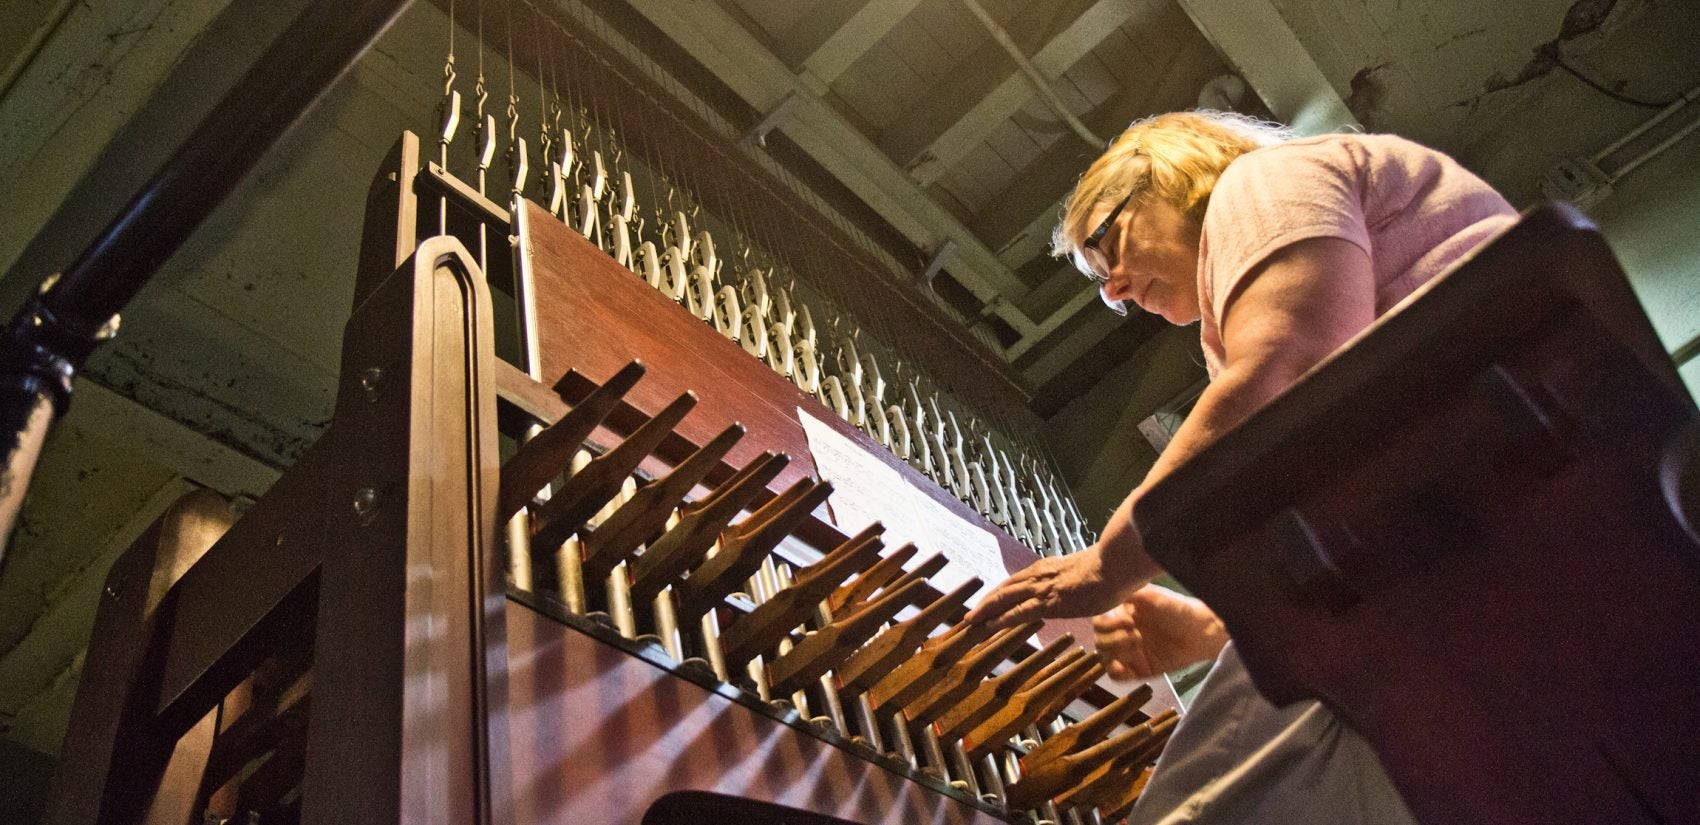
[1128,643,1418,825]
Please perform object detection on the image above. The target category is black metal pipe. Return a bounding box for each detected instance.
[0,0,414,566]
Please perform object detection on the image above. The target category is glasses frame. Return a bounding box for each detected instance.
[1080,192,1134,316]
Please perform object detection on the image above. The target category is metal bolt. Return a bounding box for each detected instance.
[360,367,384,401]
[353,487,380,521]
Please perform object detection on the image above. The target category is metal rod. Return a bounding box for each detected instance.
[699,600,729,681]
[558,537,587,613]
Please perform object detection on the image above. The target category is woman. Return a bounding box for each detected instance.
[964,111,1517,823]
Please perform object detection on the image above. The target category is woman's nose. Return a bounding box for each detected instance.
[1101,271,1134,304]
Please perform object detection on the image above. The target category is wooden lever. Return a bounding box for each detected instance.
[1006,690,1156,806]
[626,453,789,605]
[581,423,744,580]
[864,618,997,711]
[902,622,1043,725]
[833,575,977,696]
[935,634,1078,740]
[766,576,929,696]
[530,391,697,552]
[1091,725,1176,820]
[828,542,916,612]
[1096,767,1155,822]
[1052,711,1177,812]
[718,524,885,670]
[1018,683,1153,779]
[964,654,1104,758]
[498,361,645,521]
[868,553,948,607]
[1010,709,1176,810]
[674,478,834,621]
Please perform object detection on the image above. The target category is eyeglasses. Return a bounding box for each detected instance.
[1080,193,1133,316]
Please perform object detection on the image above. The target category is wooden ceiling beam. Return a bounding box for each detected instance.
[794,0,927,92]
[904,0,1141,186]
[622,0,1039,340]
[1174,0,1358,134]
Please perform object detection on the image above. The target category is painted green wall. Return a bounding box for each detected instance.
[1591,124,1700,396]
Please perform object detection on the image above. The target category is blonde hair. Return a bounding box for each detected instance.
[1053,111,1294,274]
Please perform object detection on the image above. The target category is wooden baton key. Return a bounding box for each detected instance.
[717,524,885,670]
[581,423,744,580]
[833,575,978,696]
[1053,711,1178,812]
[498,361,645,521]
[828,542,916,612]
[674,478,834,622]
[530,391,697,553]
[935,633,1078,741]
[625,452,788,605]
[1018,683,1153,777]
[865,553,948,609]
[1006,700,1163,809]
[1018,712,1171,810]
[903,622,1045,726]
[964,654,1104,759]
[766,576,930,696]
[1096,766,1155,822]
[864,617,998,712]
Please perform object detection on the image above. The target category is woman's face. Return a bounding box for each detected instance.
[1082,197,1203,325]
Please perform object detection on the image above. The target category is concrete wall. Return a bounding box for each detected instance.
[1591,121,1700,394]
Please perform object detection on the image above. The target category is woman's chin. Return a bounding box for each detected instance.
[1155,305,1200,326]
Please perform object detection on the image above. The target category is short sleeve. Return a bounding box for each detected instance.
[1199,140,1374,328]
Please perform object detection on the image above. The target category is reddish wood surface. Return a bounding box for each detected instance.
[504,604,1003,825]
[523,202,1168,707]
[526,206,1031,591]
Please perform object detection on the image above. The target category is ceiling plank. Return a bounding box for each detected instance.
[622,0,1040,336]
[974,3,1225,258]
[1173,0,1359,134]
[1006,284,1099,361]
[906,0,1138,186]
[796,0,927,91]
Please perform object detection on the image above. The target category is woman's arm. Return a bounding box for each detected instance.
[968,236,1375,626]
[1098,235,1376,574]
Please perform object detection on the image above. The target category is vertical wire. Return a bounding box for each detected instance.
[534,1,551,199]
[437,0,457,235]
[474,0,490,276]
[504,0,524,205]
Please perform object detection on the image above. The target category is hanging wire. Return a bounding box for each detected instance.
[503,0,527,204]
[436,0,459,235]
[472,0,493,275]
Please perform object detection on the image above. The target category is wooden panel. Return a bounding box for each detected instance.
[504,604,1002,825]
[1138,205,1700,825]
[526,202,1041,573]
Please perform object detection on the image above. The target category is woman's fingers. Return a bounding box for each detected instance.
[964,559,1056,624]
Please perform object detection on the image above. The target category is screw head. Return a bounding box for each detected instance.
[360,367,384,401]
[353,487,380,520]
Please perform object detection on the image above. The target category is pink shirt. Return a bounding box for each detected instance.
[1197,133,1516,377]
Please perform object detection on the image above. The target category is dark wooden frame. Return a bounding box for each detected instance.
[1137,203,1700,825]
[49,235,509,825]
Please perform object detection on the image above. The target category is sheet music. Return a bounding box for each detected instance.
[797,409,1003,601]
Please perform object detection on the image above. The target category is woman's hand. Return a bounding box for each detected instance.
[1093,584,1227,681]
[964,544,1137,629]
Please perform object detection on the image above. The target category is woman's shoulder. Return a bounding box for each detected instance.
[1234,132,1443,170]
